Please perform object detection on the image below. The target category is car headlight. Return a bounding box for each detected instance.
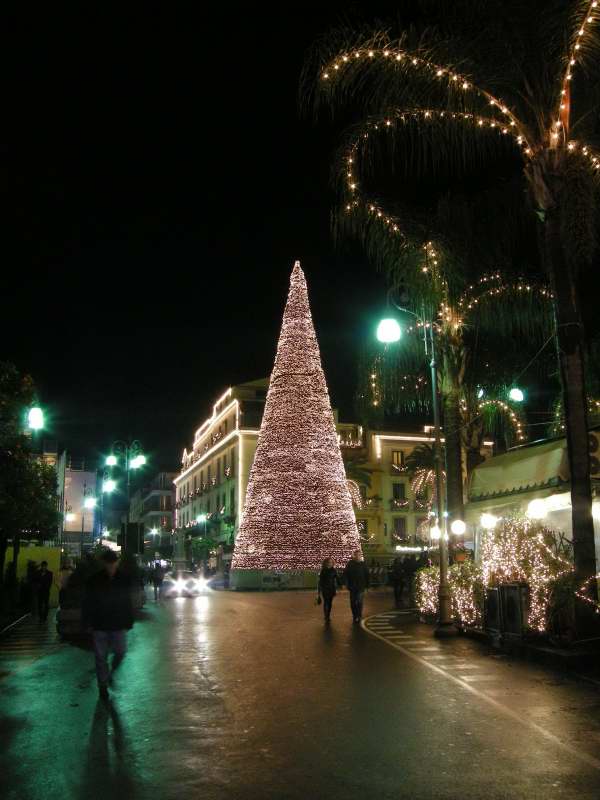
[196,578,207,591]
[176,579,186,590]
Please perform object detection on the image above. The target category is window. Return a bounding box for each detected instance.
[393,517,407,537]
[193,476,197,492]
[217,459,221,483]
[392,482,406,500]
[224,419,228,434]
[357,519,368,537]
[392,450,405,467]
[230,488,235,514]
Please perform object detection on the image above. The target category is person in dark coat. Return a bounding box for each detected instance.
[82,550,134,701]
[151,563,165,601]
[35,561,53,622]
[317,558,339,623]
[343,550,370,623]
[390,557,406,608]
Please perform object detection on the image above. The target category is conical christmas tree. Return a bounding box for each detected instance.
[231,261,361,574]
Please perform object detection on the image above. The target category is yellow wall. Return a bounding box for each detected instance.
[4,546,62,607]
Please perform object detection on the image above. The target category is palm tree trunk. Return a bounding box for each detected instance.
[442,388,465,522]
[544,207,597,635]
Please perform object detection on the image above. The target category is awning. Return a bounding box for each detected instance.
[468,438,570,501]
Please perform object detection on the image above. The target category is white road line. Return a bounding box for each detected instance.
[362,613,600,772]
[459,675,497,682]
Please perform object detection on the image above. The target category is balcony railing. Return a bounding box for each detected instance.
[390,463,409,475]
[389,498,411,511]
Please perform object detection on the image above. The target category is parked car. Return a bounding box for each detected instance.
[161,571,209,598]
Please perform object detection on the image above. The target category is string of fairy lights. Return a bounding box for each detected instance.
[322,47,532,151]
[477,399,526,443]
[555,0,598,140]
[415,518,594,631]
[552,397,600,434]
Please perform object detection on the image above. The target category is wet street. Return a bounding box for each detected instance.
[2,589,600,800]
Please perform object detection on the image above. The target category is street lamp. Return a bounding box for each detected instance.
[27,406,44,431]
[196,513,208,537]
[376,318,402,344]
[450,519,466,536]
[508,387,525,403]
[105,439,145,551]
[102,479,117,494]
[84,496,97,510]
[377,300,453,635]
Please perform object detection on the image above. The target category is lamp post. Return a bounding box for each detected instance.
[104,440,145,551]
[377,303,454,635]
[82,485,97,557]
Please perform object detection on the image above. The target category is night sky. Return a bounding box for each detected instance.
[3,3,398,470]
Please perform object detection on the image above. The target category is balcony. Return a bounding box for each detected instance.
[362,496,382,510]
[389,498,411,511]
[390,463,409,476]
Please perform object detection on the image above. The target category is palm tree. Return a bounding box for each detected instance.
[305,0,600,629]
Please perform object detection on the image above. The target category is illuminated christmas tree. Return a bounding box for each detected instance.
[231,261,361,577]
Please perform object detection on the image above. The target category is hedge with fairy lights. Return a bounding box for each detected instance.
[415,518,586,633]
[231,262,362,572]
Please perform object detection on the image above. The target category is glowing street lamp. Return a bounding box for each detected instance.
[66,512,76,523]
[196,513,208,536]
[102,479,117,493]
[527,498,547,519]
[84,496,97,510]
[480,513,499,530]
[27,406,44,431]
[105,455,118,467]
[508,387,525,403]
[450,519,466,535]
[376,318,402,344]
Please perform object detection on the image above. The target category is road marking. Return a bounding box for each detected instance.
[459,675,497,682]
[362,612,600,772]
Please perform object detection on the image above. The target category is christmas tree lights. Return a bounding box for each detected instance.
[231,262,361,572]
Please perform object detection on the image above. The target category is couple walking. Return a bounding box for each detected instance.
[317,550,370,624]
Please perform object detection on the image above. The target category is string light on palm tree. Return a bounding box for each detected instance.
[310,3,600,630]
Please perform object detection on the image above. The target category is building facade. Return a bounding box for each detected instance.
[175,381,495,566]
[339,424,494,563]
[128,471,176,550]
[174,380,266,561]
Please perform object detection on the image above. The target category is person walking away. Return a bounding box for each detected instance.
[343,550,370,623]
[151,563,165,601]
[390,557,406,608]
[317,558,339,623]
[83,550,134,702]
[35,561,53,622]
[57,560,73,608]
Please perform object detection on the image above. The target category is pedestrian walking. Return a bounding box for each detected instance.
[151,563,165,601]
[82,550,134,702]
[34,561,53,622]
[57,560,73,607]
[317,557,339,623]
[390,557,406,608]
[343,550,370,623]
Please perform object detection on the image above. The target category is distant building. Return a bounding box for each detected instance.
[128,471,176,551]
[339,424,494,563]
[56,451,98,557]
